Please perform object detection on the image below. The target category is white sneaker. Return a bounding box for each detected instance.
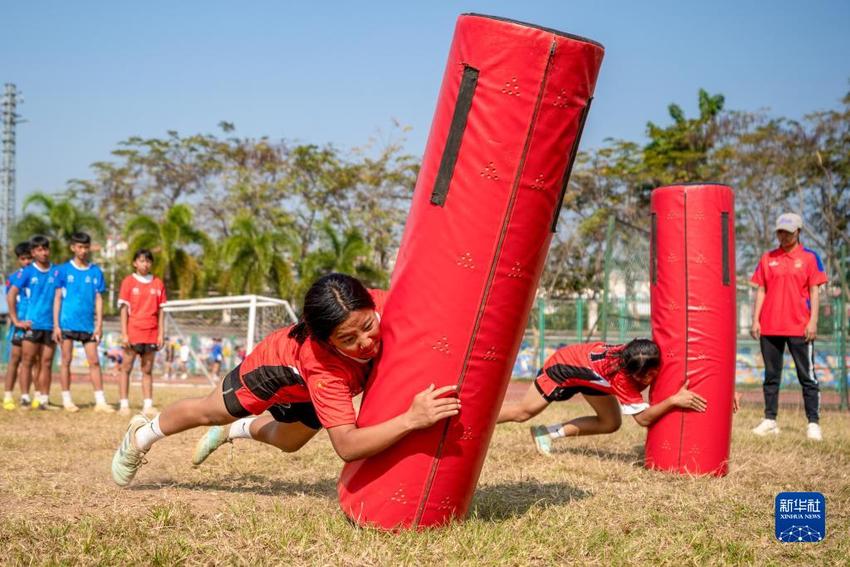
[111,414,150,486]
[752,419,780,436]
[94,403,117,414]
[806,423,822,441]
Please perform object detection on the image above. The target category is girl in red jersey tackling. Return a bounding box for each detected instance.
[498,339,707,455]
[111,273,460,486]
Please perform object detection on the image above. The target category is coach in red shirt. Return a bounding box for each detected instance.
[750,213,828,440]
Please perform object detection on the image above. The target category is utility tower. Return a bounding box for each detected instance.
[1,83,23,276]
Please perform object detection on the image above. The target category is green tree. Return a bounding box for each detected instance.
[125,204,210,298]
[284,144,360,264]
[299,224,386,297]
[644,88,727,185]
[13,192,105,262]
[716,113,806,270]
[221,214,296,299]
[798,89,850,289]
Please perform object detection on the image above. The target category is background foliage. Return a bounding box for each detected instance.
[13,86,850,307]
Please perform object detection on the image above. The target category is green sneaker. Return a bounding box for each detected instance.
[3,398,16,411]
[192,425,231,466]
[530,425,553,456]
[111,414,149,487]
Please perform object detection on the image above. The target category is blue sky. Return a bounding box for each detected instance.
[2,1,849,208]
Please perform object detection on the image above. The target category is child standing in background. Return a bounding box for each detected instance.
[53,232,112,412]
[3,242,35,410]
[8,235,59,410]
[117,249,167,417]
[209,337,223,381]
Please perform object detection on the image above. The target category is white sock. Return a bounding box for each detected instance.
[143,398,153,410]
[134,415,166,451]
[547,424,567,439]
[39,393,49,404]
[61,391,73,405]
[120,398,130,409]
[3,391,12,402]
[94,390,106,405]
[20,393,31,404]
[228,417,256,440]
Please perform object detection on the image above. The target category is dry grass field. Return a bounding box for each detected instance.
[1,383,848,566]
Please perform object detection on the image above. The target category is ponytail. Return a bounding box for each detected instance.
[614,338,660,378]
[288,321,310,343]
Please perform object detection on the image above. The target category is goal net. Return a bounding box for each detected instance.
[161,295,298,385]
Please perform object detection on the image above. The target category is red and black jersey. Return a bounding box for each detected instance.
[229,289,387,428]
[534,342,649,414]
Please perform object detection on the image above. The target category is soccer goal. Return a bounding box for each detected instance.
[161,295,298,385]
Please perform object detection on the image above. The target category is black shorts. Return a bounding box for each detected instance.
[23,329,53,345]
[10,328,24,347]
[130,343,159,355]
[62,330,96,344]
[221,369,322,430]
[534,378,610,403]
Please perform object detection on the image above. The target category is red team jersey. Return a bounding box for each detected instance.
[232,289,387,428]
[118,274,167,344]
[535,342,649,415]
[751,245,828,336]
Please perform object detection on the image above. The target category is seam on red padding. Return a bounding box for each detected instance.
[677,190,689,469]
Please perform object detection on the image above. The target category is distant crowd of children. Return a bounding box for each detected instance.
[3,234,167,415]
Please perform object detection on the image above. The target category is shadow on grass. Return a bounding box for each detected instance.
[553,443,645,467]
[128,474,338,498]
[471,480,591,521]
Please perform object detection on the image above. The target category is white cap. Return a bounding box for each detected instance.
[775,212,802,233]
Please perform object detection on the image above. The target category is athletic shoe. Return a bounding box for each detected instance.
[192,425,231,466]
[31,398,42,410]
[530,425,553,456]
[752,419,780,436]
[118,407,131,416]
[3,399,16,411]
[111,415,149,487]
[94,403,116,414]
[142,406,159,419]
[807,423,823,441]
[63,403,80,413]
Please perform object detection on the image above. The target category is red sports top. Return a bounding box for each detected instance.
[118,273,167,343]
[238,289,387,428]
[751,245,828,336]
[543,342,648,414]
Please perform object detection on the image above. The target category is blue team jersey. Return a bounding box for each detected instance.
[57,260,106,333]
[11,263,58,331]
[6,267,29,322]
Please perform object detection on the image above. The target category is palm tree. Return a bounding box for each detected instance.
[13,192,105,261]
[125,204,210,298]
[299,223,386,296]
[221,214,296,299]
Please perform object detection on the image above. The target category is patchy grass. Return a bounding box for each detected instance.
[0,383,847,565]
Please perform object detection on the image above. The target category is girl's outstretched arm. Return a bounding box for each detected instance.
[326,384,460,462]
[632,380,707,427]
